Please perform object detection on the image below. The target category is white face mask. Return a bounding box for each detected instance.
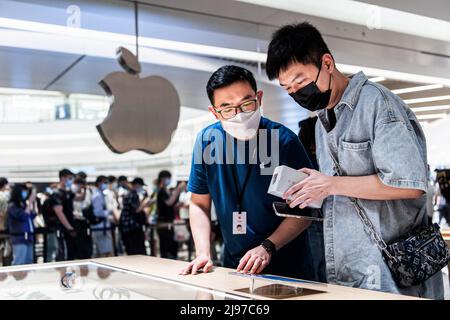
[221,107,261,140]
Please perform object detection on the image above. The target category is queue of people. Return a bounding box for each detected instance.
[0,169,193,267]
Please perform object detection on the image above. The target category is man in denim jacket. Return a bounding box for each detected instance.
[265,22,444,299]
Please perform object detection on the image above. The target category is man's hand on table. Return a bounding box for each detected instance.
[179,254,213,275]
[236,245,271,274]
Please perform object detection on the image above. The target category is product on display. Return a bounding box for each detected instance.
[268,165,323,209]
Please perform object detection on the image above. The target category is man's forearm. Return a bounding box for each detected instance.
[54,209,73,230]
[330,174,424,200]
[189,203,212,256]
[268,218,311,251]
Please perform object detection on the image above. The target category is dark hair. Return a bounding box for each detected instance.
[157,170,171,185]
[266,22,332,80]
[59,168,74,180]
[74,177,86,185]
[77,171,87,180]
[118,176,128,183]
[206,65,257,104]
[95,175,108,186]
[0,177,8,189]
[9,183,27,208]
[108,176,117,183]
[298,117,318,157]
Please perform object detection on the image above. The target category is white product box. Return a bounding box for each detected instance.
[267,165,323,209]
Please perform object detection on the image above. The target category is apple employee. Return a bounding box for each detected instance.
[180,65,315,279]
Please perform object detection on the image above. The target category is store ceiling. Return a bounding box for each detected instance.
[0,0,449,129]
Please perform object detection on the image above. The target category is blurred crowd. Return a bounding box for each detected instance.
[0,169,210,266]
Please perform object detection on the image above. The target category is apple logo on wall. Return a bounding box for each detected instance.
[97,47,180,154]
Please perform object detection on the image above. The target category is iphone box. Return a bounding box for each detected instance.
[267,165,323,209]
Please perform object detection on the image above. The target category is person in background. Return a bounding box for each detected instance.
[105,176,120,217]
[425,165,436,225]
[105,176,121,255]
[117,176,130,210]
[91,176,114,257]
[177,181,191,221]
[72,177,92,259]
[7,183,37,265]
[0,177,12,266]
[41,184,60,262]
[52,169,77,261]
[120,177,148,255]
[157,170,185,260]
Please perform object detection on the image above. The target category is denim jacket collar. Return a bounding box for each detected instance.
[335,71,368,111]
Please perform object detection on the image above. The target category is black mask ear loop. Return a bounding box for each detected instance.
[314,64,332,90]
[327,71,332,90]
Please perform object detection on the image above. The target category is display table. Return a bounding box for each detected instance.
[0,256,421,300]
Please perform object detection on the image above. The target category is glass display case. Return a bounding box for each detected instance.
[0,262,245,300]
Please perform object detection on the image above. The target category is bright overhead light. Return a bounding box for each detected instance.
[392,84,444,95]
[368,77,386,83]
[233,0,450,43]
[0,133,99,142]
[0,146,106,156]
[411,105,450,113]
[1,17,450,87]
[416,113,447,120]
[404,95,450,105]
[0,87,62,96]
[0,17,266,63]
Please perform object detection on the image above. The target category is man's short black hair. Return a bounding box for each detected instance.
[118,176,128,183]
[77,171,87,180]
[206,65,257,105]
[59,168,74,179]
[0,177,8,189]
[74,177,86,185]
[157,170,172,185]
[266,22,332,80]
[95,175,108,185]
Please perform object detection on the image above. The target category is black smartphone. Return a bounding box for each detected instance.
[272,202,323,221]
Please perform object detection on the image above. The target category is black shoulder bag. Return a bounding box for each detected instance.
[329,153,450,288]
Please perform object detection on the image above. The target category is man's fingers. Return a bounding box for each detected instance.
[288,191,309,208]
[283,181,305,199]
[242,255,258,273]
[249,258,262,274]
[256,260,268,274]
[180,262,194,275]
[204,260,213,273]
[192,261,204,275]
[300,168,313,175]
[237,253,250,271]
[299,198,313,209]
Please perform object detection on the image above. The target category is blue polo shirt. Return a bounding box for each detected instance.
[188,117,314,279]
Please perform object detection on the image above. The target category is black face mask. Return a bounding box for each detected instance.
[289,67,332,111]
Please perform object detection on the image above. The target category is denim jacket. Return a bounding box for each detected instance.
[315,71,443,299]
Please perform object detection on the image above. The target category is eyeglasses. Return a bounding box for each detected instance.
[214,98,258,120]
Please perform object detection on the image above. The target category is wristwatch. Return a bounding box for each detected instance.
[261,239,276,256]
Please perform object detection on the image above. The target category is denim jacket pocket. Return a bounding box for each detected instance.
[338,140,374,176]
[341,140,370,151]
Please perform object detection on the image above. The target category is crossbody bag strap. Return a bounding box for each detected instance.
[328,150,397,261]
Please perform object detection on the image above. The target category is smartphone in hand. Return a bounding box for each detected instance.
[272,201,323,221]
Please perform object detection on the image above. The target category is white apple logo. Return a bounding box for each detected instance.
[97,47,180,154]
